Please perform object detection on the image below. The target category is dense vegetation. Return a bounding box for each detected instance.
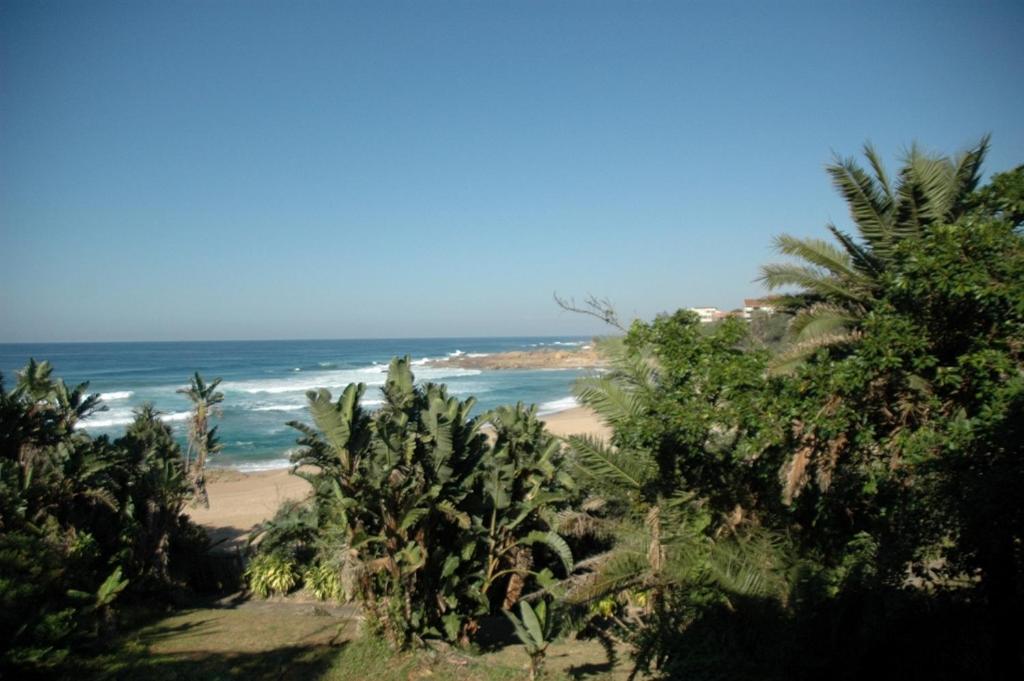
[248,358,576,652]
[0,362,216,675]
[247,141,1021,679]
[559,147,1023,680]
[2,139,1021,679]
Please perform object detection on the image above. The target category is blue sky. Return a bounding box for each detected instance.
[1,0,1022,342]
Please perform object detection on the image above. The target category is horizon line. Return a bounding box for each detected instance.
[0,332,611,346]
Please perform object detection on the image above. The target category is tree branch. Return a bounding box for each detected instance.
[553,292,626,332]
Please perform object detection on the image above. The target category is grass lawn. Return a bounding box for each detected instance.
[73,596,631,681]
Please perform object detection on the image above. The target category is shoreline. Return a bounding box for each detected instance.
[424,346,605,371]
[188,405,609,545]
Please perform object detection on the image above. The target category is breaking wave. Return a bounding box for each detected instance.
[223,364,480,395]
[537,396,579,415]
[100,390,133,401]
[79,409,191,430]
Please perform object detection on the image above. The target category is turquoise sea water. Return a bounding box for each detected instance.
[0,337,591,470]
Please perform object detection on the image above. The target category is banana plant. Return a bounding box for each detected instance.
[504,596,563,681]
[476,403,575,610]
[287,357,490,648]
[275,358,577,650]
[67,566,129,632]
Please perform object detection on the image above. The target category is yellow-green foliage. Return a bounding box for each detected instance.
[303,563,343,601]
[245,553,299,597]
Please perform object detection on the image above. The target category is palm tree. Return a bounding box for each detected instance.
[176,372,223,507]
[759,136,990,371]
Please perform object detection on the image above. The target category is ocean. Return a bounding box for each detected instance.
[0,337,590,471]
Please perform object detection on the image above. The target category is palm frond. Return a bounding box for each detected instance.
[862,141,895,207]
[826,155,894,253]
[705,531,791,601]
[554,508,612,539]
[772,235,863,282]
[950,134,991,215]
[758,264,866,304]
[788,304,855,341]
[595,337,658,394]
[825,223,883,277]
[567,435,653,491]
[572,375,644,426]
[761,138,988,377]
[895,148,957,234]
[767,330,856,375]
[564,549,650,604]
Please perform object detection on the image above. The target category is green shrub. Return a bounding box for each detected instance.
[245,553,300,598]
[304,562,344,601]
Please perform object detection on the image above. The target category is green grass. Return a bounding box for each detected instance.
[69,598,629,681]
[324,636,522,681]
[324,634,627,680]
[76,601,351,680]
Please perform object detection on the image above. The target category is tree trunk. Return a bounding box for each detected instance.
[502,546,532,610]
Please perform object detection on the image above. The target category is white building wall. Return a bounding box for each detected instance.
[689,307,720,324]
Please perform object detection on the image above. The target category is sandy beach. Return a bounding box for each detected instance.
[539,405,611,441]
[187,406,610,544]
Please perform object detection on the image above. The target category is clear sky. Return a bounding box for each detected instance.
[1,0,1022,342]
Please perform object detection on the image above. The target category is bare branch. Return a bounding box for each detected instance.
[553,292,626,332]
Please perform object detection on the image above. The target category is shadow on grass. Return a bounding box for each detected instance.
[131,618,215,647]
[564,630,619,679]
[65,591,358,681]
[81,639,346,681]
[470,614,517,653]
[470,615,622,680]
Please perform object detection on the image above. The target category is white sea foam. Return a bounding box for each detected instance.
[223,365,480,395]
[466,353,490,358]
[223,370,382,394]
[537,396,579,415]
[79,409,191,430]
[99,390,134,401]
[218,459,293,473]
[250,404,307,412]
[529,341,584,348]
[79,408,134,429]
